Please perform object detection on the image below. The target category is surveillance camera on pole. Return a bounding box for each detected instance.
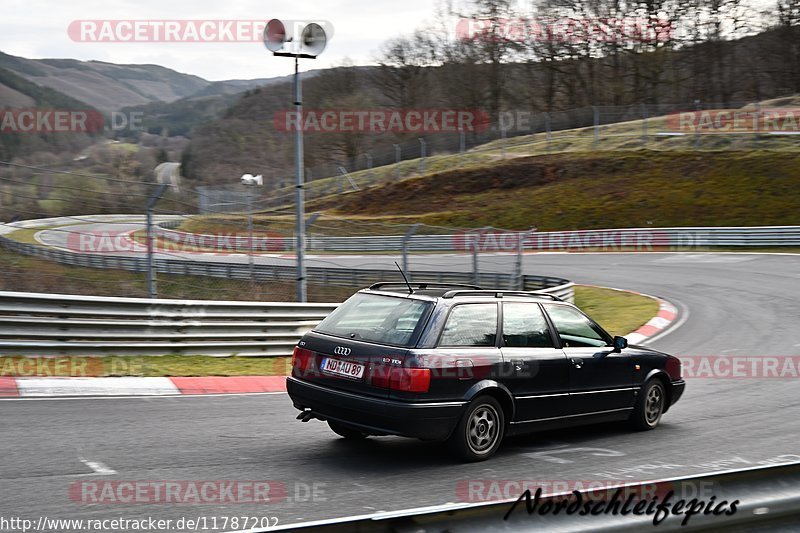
[264,18,329,303]
[240,174,263,186]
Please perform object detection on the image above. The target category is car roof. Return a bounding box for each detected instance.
[361,283,565,303]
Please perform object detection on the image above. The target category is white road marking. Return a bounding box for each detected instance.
[524,447,625,464]
[79,457,117,476]
[16,377,180,397]
[655,254,755,263]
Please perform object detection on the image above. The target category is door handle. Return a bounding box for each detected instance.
[570,358,583,369]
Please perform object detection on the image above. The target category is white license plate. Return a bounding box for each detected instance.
[320,357,365,379]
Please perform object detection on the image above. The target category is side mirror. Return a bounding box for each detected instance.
[612,336,628,352]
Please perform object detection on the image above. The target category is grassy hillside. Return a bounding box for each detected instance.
[307,151,800,231]
[183,150,800,234]
[257,95,800,205]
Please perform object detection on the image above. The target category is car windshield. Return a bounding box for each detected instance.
[314,292,432,347]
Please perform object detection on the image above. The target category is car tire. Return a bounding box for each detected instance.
[328,420,368,440]
[448,396,505,462]
[629,379,665,430]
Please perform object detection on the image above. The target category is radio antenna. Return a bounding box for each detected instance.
[394,261,414,294]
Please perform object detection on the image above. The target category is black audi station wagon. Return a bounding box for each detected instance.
[287,283,685,461]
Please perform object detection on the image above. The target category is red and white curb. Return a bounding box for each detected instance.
[578,285,680,346]
[0,375,287,398]
[626,299,679,345]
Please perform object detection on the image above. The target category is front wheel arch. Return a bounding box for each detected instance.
[630,377,666,430]
[642,369,672,413]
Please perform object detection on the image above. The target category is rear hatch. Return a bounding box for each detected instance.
[291,292,433,398]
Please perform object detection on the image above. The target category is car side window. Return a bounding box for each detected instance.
[502,302,553,348]
[438,304,497,347]
[544,304,610,348]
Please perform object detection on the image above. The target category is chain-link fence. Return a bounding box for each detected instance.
[203,99,799,212]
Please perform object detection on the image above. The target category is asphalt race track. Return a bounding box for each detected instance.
[3,222,800,528]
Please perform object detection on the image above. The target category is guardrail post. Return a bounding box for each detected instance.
[460,129,466,167]
[500,122,507,159]
[753,101,761,145]
[510,231,524,290]
[401,223,421,281]
[394,144,401,179]
[146,183,169,299]
[472,242,480,285]
[247,189,255,291]
[544,113,552,152]
[641,103,648,145]
[365,153,373,182]
[694,99,701,149]
[593,105,600,147]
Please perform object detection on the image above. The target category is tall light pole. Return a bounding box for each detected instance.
[147,162,181,298]
[264,19,328,303]
[240,173,263,291]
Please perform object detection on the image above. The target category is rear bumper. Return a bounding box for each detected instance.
[286,377,465,441]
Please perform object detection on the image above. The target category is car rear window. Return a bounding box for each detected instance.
[314,292,432,347]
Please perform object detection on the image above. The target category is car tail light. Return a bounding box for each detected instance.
[390,367,431,392]
[666,356,682,380]
[292,347,315,376]
[370,366,431,392]
[369,365,392,388]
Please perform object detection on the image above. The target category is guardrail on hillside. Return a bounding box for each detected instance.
[153,223,800,252]
[0,235,574,301]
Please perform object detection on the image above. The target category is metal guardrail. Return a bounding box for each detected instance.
[0,291,338,357]
[255,461,800,532]
[0,279,573,357]
[153,223,800,252]
[0,234,574,298]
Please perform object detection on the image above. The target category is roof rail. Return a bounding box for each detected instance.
[368,282,483,292]
[441,290,563,301]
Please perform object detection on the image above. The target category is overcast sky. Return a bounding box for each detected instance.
[2,0,458,81]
